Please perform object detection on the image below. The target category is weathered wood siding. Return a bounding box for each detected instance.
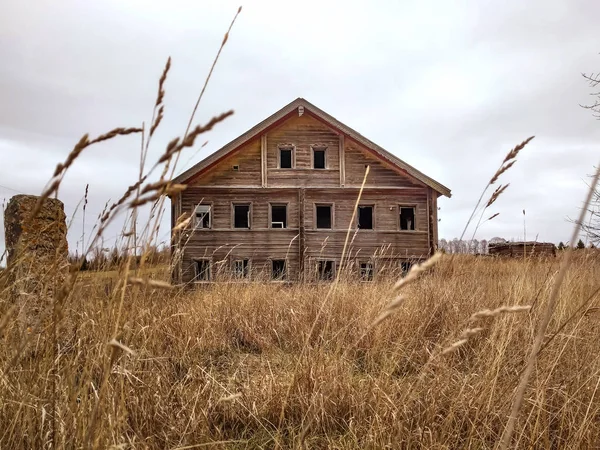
[266,115,340,187]
[344,141,423,188]
[191,139,262,186]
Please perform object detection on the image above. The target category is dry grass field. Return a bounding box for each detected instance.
[1,253,599,448]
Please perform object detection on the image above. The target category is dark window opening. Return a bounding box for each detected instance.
[194,205,211,229]
[316,205,332,229]
[234,204,250,228]
[317,260,335,281]
[358,206,373,229]
[313,148,326,169]
[400,207,415,230]
[400,261,412,274]
[271,205,287,228]
[279,147,293,168]
[195,259,211,281]
[232,165,239,171]
[360,262,374,281]
[272,260,287,280]
[233,259,249,279]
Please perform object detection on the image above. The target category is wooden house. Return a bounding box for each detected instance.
[170,98,451,283]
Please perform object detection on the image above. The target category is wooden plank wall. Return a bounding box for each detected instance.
[266,115,340,187]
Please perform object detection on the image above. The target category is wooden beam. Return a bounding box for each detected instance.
[339,134,345,187]
[261,134,267,187]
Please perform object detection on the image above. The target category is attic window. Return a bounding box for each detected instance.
[232,165,239,171]
[279,146,293,169]
[399,207,415,231]
[312,147,326,169]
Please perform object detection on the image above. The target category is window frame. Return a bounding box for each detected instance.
[232,202,252,229]
[193,203,212,230]
[356,204,375,230]
[358,260,374,282]
[269,202,289,229]
[232,258,251,280]
[193,258,212,282]
[277,144,295,169]
[311,145,327,169]
[398,205,417,231]
[314,203,334,230]
[271,259,287,281]
[315,259,336,281]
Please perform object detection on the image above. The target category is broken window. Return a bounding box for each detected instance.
[195,259,211,281]
[272,259,287,280]
[316,204,332,229]
[233,204,250,228]
[313,147,326,169]
[194,204,211,229]
[359,262,374,281]
[233,259,249,279]
[316,260,335,281]
[271,204,287,228]
[399,207,415,231]
[279,146,293,169]
[357,205,373,229]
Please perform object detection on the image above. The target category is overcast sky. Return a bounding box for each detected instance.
[1,0,599,259]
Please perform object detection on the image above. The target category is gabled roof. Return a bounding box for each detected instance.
[173,98,451,197]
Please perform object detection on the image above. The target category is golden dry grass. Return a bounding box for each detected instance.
[1,253,599,448]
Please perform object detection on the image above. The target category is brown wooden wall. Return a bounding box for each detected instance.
[191,139,262,186]
[266,114,340,187]
[178,186,432,283]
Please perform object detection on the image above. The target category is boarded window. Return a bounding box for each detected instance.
[359,262,373,281]
[316,205,332,229]
[194,204,211,229]
[272,259,287,280]
[317,260,335,280]
[399,207,415,230]
[279,147,293,168]
[313,148,326,169]
[195,259,211,281]
[271,204,287,228]
[358,205,373,229]
[233,259,249,279]
[233,204,250,228]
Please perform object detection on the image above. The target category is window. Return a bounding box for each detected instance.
[272,259,287,280]
[233,259,250,279]
[232,165,239,171]
[316,204,332,229]
[279,146,293,169]
[400,261,412,274]
[194,204,211,229]
[233,204,251,228]
[195,259,211,281]
[399,207,415,231]
[313,147,326,169]
[357,205,373,229]
[316,260,335,281]
[271,204,287,228]
[359,262,374,281]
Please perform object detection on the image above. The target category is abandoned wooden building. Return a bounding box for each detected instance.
[170,98,451,283]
